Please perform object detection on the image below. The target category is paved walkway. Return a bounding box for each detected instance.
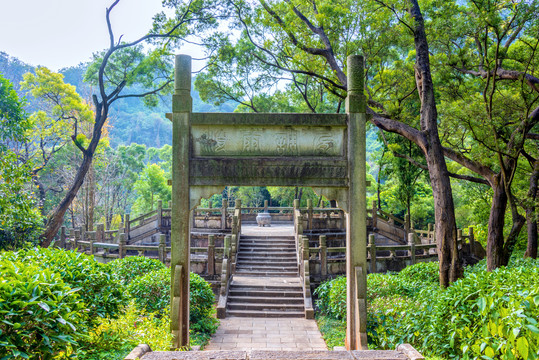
[204,317,327,351]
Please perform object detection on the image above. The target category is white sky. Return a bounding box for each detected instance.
[0,0,201,71]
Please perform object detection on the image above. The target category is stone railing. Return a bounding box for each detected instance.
[216,201,242,318]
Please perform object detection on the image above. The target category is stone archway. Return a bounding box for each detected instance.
[168,54,367,350]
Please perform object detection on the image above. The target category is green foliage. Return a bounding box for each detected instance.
[106,255,165,286]
[132,163,171,215]
[0,260,85,360]
[74,302,173,360]
[315,260,539,358]
[125,265,218,341]
[2,248,126,326]
[0,73,28,144]
[127,267,170,314]
[0,150,43,250]
[315,314,346,350]
[314,276,346,320]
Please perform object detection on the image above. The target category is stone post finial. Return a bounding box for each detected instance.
[346,55,366,114]
[173,55,192,113]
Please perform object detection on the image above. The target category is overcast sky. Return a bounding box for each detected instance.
[0,0,199,71]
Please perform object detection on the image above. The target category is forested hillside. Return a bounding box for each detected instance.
[0,52,237,148]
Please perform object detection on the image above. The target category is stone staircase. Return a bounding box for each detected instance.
[227,235,305,317]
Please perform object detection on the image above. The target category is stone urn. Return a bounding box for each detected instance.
[256,212,272,227]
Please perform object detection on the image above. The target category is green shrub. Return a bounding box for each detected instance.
[398,261,439,284]
[2,248,126,325]
[127,267,170,314]
[0,260,85,359]
[314,276,346,320]
[106,256,165,285]
[74,302,173,360]
[126,269,218,344]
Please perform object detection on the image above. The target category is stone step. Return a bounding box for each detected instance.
[240,244,296,249]
[229,289,303,297]
[237,251,296,257]
[234,270,298,276]
[236,265,298,271]
[227,302,304,312]
[228,296,304,304]
[240,236,295,240]
[237,260,297,267]
[226,309,305,318]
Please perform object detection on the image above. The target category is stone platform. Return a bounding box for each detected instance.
[126,346,424,360]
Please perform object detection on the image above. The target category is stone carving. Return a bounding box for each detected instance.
[275,130,298,155]
[242,130,261,153]
[196,130,227,155]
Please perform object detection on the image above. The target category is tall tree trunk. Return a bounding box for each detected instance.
[409,0,462,286]
[88,164,96,231]
[525,160,539,259]
[487,179,508,270]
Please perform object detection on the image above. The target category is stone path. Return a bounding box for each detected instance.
[205,224,327,351]
[204,317,327,351]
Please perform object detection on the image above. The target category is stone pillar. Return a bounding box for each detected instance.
[74,229,80,249]
[428,223,433,243]
[88,231,96,254]
[224,235,231,260]
[96,223,104,243]
[368,234,376,274]
[119,233,126,259]
[408,233,416,265]
[457,229,463,248]
[264,199,269,212]
[307,199,313,230]
[60,226,66,248]
[125,214,131,241]
[207,235,215,276]
[159,234,166,264]
[320,235,327,279]
[170,54,192,348]
[157,200,163,227]
[404,214,410,237]
[345,54,368,350]
[221,199,228,230]
[235,199,242,230]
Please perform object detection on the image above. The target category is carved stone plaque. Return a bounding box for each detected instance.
[191,125,345,157]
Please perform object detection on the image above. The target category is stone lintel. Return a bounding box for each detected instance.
[189,158,348,187]
[191,112,348,126]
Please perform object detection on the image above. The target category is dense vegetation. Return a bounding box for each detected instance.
[0,250,218,359]
[315,259,539,359]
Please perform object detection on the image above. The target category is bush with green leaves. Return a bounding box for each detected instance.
[2,248,126,325]
[314,276,346,320]
[0,260,85,359]
[106,256,165,285]
[126,268,218,341]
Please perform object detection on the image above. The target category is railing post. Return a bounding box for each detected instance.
[457,229,463,247]
[469,226,475,252]
[88,231,96,254]
[372,200,377,229]
[96,223,104,243]
[221,199,228,230]
[264,199,269,213]
[231,234,237,273]
[293,199,300,210]
[320,235,327,280]
[74,229,80,249]
[428,223,433,243]
[159,234,166,264]
[307,199,313,230]
[368,234,376,274]
[157,200,163,227]
[224,234,231,260]
[303,235,310,263]
[60,226,66,248]
[408,233,416,265]
[119,233,126,259]
[125,214,131,242]
[208,234,215,276]
[235,199,242,229]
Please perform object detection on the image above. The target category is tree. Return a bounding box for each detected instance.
[132,163,171,215]
[198,0,463,285]
[40,0,221,246]
[18,67,94,213]
[0,74,42,249]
